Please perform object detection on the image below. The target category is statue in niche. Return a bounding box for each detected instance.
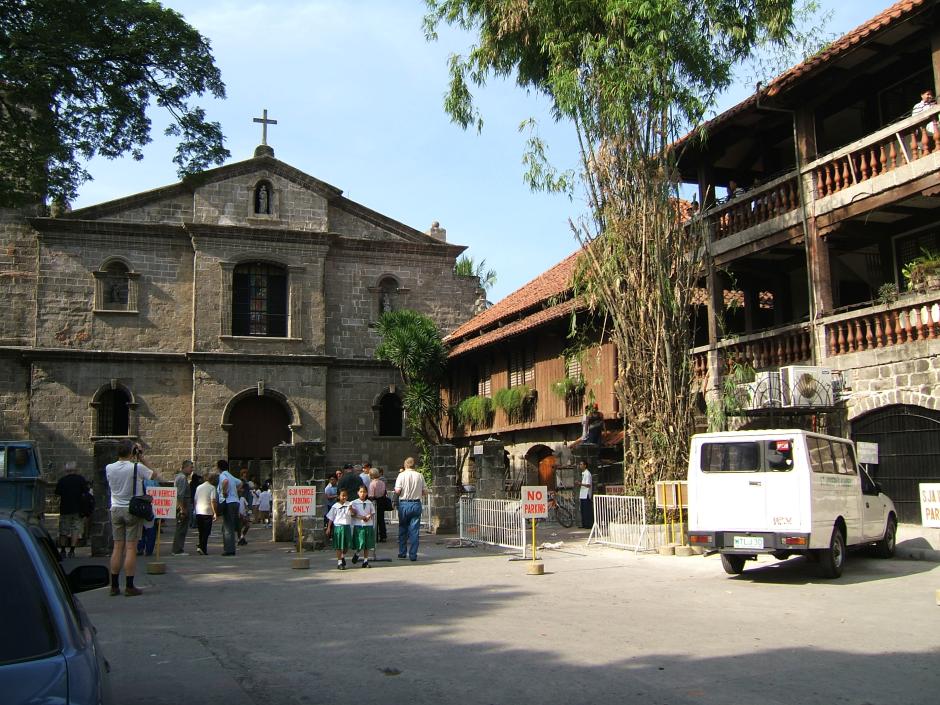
[255,184,270,214]
[381,291,393,313]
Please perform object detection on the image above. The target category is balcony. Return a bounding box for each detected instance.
[823,292,940,356]
[808,107,940,223]
[692,322,812,380]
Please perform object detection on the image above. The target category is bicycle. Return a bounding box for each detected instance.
[547,491,574,528]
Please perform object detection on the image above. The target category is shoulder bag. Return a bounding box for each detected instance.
[128,462,155,521]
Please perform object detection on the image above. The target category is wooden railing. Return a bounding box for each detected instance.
[824,294,940,355]
[811,107,940,199]
[691,323,812,379]
[702,172,801,241]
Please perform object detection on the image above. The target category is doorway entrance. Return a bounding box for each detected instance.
[852,404,940,524]
[227,394,292,484]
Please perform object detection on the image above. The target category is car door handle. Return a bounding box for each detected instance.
[749,481,762,487]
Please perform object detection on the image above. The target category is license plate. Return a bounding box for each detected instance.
[733,536,764,550]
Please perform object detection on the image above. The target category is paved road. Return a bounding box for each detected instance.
[75,524,940,705]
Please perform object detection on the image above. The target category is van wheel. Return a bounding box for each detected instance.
[874,516,897,558]
[818,527,845,579]
[720,554,746,575]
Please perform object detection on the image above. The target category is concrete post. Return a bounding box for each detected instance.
[272,442,325,546]
[91,439,123,557]
[476,438,506,499]
[571,444,601,529]
[428,444,458,534]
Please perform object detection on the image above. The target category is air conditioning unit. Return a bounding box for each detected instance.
[750,371,782,409]
[780,366,833,407]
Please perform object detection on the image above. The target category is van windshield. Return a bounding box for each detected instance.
[701,440,793,472]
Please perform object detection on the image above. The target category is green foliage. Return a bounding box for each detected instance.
[375,309,448,453]
[0,0,229,206]
[706,360,756,432]
[453,395,493,428]
[454,255,497,292]
[493,384,532,422]
[901,248,940,292]
[876,282,899,307]
[550,375,585,400]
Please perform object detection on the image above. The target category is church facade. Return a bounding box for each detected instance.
[0,144,481,482]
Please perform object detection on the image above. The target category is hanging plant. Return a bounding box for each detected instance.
[493,385,533,422]
[550,375,586,399]
[453,395,493,428]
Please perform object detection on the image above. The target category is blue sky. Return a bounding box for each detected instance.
[74,0,893,304]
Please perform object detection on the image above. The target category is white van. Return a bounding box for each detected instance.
[686,429,897,578]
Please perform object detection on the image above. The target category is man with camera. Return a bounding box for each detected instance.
[105,440,161,596]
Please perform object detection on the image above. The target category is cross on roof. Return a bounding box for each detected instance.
[253,109,278,146]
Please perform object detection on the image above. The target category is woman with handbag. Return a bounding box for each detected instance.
[105,439,161,597]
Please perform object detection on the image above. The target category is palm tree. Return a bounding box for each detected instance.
[454,255,497,292]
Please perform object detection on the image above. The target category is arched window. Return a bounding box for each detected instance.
[254,180,273,215]
[97,388,130,436]
[232,262,288,337]
[377,392,403,437]
[93,259,139,312]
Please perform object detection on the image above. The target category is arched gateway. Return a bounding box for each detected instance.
[222,389,297,481]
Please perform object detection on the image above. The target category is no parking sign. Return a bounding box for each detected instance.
[521,486,548,519]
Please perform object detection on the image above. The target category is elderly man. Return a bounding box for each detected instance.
[171,459,194,555]
[394,457,426,562]
[55,461,89,559]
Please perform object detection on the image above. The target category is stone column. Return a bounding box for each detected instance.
[571,444,601,528]
[428,444,458,534]
[91,439,123,557]
[272,442,325,546]
[475,438,506,499]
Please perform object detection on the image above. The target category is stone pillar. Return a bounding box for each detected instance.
[571,444,601,528]
[91,439,123,557]
[272,442,325,546]
[428,444,458,534]
[475,438,506,499]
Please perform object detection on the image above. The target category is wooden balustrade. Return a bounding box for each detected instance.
[704,175,801,241]
[690,326,811,380]
[826,298,940,355]
[813,110,940,199]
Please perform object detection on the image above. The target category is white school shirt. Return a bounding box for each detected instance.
[238,496,248,518]
[194,482,216,516]
[326,501,353,526]
[579,469,593,500]
[349,498,374,527]
[258,489,272,512]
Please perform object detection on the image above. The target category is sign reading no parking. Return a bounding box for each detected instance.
[521,486,548,519]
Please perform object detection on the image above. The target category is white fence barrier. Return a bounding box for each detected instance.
[386,494,433,533]
[587,494,648,553]
[458,496,526,557]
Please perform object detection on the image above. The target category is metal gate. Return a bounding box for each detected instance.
[852,404,940,524]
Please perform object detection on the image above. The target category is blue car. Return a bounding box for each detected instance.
[0,516,113,704]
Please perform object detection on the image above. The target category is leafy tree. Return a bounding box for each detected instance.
[0,0,229,207]
[454,254,497,292]
[375,309,449,475]
[425,0,795,507]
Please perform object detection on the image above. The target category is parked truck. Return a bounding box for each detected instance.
[0,440,47,521]
[686,429,897,578]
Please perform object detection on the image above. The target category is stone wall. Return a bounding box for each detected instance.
[0,207,40,346]
[194,172,329,231]
[0,354,30,439]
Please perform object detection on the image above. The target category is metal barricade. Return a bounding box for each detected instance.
[587,494,648,553]
[458,496,526,557]
[386,494,433,533]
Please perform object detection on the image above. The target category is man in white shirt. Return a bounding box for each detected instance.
[394,457,426,561]
[576,461,593,529]
[106,439,161,596]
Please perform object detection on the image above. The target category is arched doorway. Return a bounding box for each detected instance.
[852,404,940,524]
[227,394,292,482]
[525,445,556,490]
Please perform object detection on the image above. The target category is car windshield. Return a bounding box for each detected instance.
[0,527,59,664]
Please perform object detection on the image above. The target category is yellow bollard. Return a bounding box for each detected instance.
[527,518,544,575]
[147,518,166,575]
[292,516,310,570]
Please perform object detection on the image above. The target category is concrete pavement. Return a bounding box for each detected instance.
[68,519,940,705]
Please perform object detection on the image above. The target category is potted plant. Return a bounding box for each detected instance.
[453,395,493,430]
[493,385,535,424]
[550,375,586,400]
[901,248,940,293]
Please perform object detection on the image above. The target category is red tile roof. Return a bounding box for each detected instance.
[448,298,578,357]
[675,0,931,149]
[445,250,581,345]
